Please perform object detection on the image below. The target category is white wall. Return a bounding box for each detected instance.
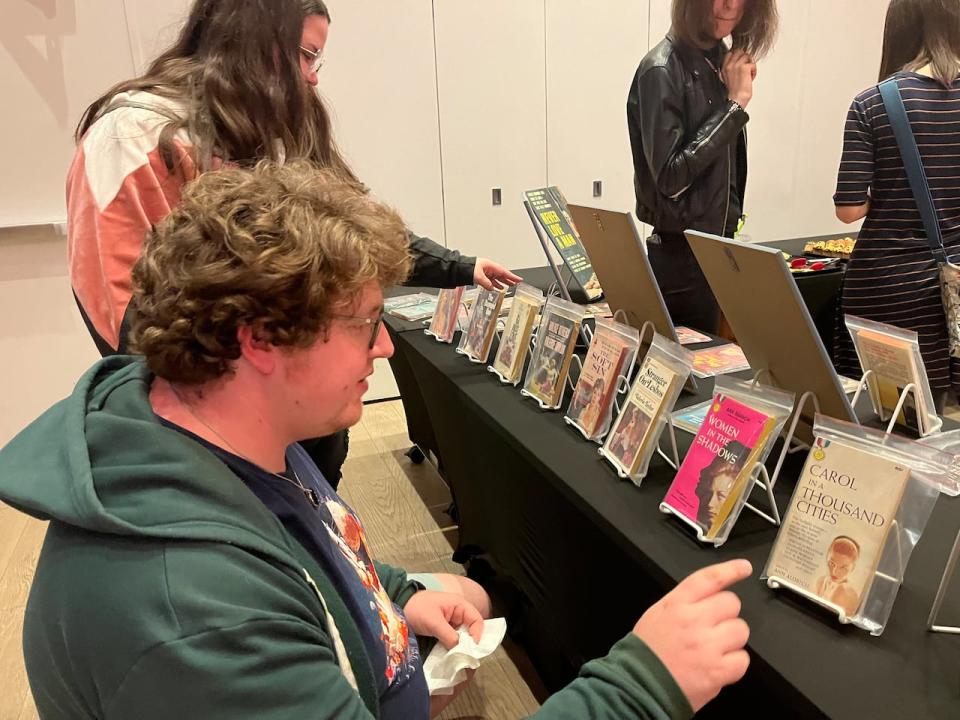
[544,0,648,218]
[0,0,897,407]
[740,0,884,241]
[1,1,132,227]
[433,0,548,268]
[321,0,447,245]
[2,0,888,241]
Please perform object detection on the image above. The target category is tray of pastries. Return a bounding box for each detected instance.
[803,236,856,259]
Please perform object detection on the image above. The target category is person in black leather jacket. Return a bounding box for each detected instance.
[627,0,778,333]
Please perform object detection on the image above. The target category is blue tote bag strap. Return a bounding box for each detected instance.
[878,77,947,264]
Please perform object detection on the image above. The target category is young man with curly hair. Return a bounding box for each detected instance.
[1,162,753,719]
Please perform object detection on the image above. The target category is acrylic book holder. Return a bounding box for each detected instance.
[423,299,470,344]
[850,369,942,437]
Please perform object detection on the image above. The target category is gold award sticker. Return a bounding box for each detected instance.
[712,402,721,413]
[813,448,826,461]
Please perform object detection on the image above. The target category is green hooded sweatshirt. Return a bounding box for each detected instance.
[0,358,693,719]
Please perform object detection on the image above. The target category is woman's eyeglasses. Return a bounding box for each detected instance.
[299,46,325,74]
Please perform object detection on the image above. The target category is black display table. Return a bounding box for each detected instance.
[388,323,960,719]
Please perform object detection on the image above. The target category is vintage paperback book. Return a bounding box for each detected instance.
[691,343,750,378]
[462,289,504,362]
[492,296,540,382]
[427,286,465,343]
[672,400,713,435]
[663,394,772,536]
[567,332,630,438]
[525,187,603,301]
[604,355,680,474]
[525,313,581,407]
[855,330,927,430]
[386,292,437,322]
[703,416,779,540]
[766,438,910,618]
[675,326,712,345]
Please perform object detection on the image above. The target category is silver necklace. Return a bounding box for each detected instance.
[167,382,321,509]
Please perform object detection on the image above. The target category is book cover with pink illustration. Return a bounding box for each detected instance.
[662,394,771,534]
[427,286,465,343]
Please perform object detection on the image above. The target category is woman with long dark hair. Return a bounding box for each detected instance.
[67,0,519,487]
[68,0,518,357]
[834,0,960,407]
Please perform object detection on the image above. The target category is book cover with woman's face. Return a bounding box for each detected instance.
[766,438,910,618]
[663,394,770,532]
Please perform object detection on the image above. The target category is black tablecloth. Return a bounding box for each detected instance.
[386,250,843,471]
[390,324,960,719]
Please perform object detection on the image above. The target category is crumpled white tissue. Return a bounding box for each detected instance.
[422,617,508,695]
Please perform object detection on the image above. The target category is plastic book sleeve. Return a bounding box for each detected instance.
[763,414,948,634]
[663,394,772,534]
[566,318,640,441]
[767,440,908,617]
[605,356,677,471]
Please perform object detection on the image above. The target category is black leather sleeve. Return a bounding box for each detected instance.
[633,66,749,199]
[407,232,476,288]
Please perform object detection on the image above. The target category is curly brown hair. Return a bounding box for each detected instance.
[130,160,412,384]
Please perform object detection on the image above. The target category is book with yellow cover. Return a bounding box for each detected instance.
[766,438,909,618]
[703,414,778,540]
[604,356,679,475]
[854,329,926,430]
[492,296,540,383]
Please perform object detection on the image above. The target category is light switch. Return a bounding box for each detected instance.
[593,180,602,198]
[492,188,502,206]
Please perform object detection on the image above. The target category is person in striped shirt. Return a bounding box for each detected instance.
[834,0,960,408]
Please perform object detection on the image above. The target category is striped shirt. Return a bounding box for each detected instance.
[833,72,960,392]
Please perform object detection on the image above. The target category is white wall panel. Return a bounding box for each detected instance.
[122,0,192,74]
[544,0,648,220]
[787,0,886,239]
[433,0,548,269]
[0,0,136,227]
[321,0,446,245]
[736,0,810,241]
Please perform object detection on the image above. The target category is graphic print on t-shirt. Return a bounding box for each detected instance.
[319,497,413,684]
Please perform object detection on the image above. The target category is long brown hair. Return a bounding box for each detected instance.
[75,0,353,178]
[878,0,960,87]
[671,0,779,60]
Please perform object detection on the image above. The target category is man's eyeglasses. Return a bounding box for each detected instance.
[299,46,325,74]
[331,311,385,349]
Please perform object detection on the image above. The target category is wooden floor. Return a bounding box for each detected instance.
[0,399,541,720]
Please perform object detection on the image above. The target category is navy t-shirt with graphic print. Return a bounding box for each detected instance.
[162,422,429,719]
